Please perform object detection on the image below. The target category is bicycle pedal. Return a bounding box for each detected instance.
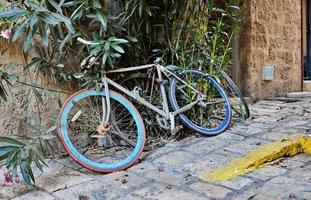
[171,125,183,135]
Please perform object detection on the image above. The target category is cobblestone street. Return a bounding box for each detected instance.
[1,95,311,200]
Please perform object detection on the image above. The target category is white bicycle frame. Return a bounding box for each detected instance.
[100,63,206,132]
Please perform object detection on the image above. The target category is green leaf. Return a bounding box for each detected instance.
[29,15,38,27]
[104,42,110,51]
[102,52,109,65]
[23,28,34,52]
[33,157,43,172]
[110,53,121,58]
[12,19,29,42]
[0,85,8,101]
[96,10,107,31]
[27,162,35,183]
[39,24,49,46]
[70,3,85,20]
[0,151,14,161]
[108,38,128,44]
[0,137,25,146]
[0,8,28,19]
[229,6,240,10]
[91,0,102,9]
[20,160,31,185]
[111,44,125,54]
[48,0,63,13]
[59,33,71,53]
[27,57,41,68]
[9,150,21,168]
[35,151,48,167]
[73,72,85,79]
[125,36,138,43]
[0,146,19,160]
[77,37,99,45]
[53,13,75,34]
[37,12,59,25]
[32,88,43,104]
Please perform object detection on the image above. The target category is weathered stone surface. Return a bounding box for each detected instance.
[11,190,56,200]
[189,182,232,199]
[34,162,94,193]
[247,165,287,181]
[53,172,149,200]
[0,184,33,199]
[226,138,268,154]
[239,0,302,100]
[0,39,70,136]
[6,97,311,199]
[220,176,253,190]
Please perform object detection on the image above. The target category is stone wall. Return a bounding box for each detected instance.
[238,0,302,100]
[0,39,68,135]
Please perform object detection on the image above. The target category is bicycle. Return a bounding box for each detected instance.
[57,58,232,172]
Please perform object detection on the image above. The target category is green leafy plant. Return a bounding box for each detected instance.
[0,67,16,101]
[0,0,240,184]
[0,136,47,185]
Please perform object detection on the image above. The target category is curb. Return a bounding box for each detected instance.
[199,134,311,183]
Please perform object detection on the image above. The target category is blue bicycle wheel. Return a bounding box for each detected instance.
[169,70,231,136]
[58,89,146,172]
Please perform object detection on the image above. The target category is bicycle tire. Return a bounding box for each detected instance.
[169,70,232,136]
[58,88,146,172]
[218,69,250,120]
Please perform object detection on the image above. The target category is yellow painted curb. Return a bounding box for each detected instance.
[199,134,311,183]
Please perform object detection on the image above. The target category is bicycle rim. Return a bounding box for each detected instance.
[58,89,145,172]
[169,70,231,135]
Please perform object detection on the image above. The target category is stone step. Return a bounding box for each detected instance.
[287,92,311,98]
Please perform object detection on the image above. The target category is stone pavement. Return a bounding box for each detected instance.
[1,96,311,200]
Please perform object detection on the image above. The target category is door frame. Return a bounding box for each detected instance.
[303,0,311,80]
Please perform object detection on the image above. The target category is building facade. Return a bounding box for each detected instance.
[237,0,308,100]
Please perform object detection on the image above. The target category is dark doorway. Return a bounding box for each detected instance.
[305,0,311,79]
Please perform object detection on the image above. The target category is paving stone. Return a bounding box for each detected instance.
[283,119,309,127]
[246,122,276,130]
[252,116,283,124]
[286,167,311,183]
[130,182,205,200]
[226,138,268,154]
[34,161,94,193]
[189,182,232,199]
[127,161,158,174]
[247,165,287,181]
[213,131,245,142]
[220,176,253,190]
[53,171,148,200]
[142,169,186,186]
[10,97,311,199]
[151,150,195,167]
[164,135,199,148]
[290,153,311,163]
[271,157,305,170]
[0,184,33,199]
[55,157,83,171]
[249,176,309,199]
[179,153,241,176]
[259,131,291,141]
[152,187,206,200]
[11,190,57,200]
[182,137,227,155]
